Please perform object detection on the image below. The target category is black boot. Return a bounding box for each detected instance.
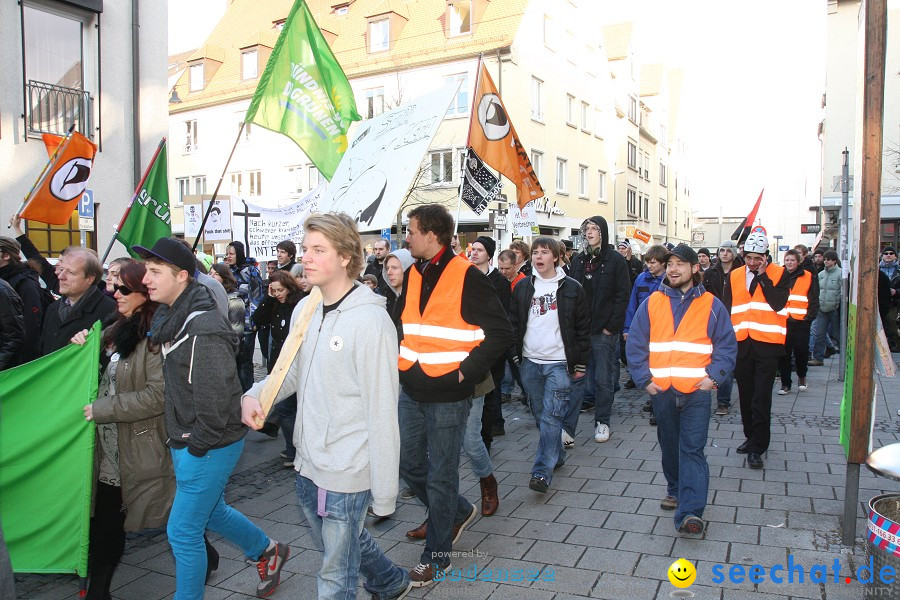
[85,563,116,600]
[204,535,219,584]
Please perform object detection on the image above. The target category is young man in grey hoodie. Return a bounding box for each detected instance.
[135,237,288,600]
[242,213,410,600]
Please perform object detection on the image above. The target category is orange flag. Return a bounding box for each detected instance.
[21,132,98,225]
[467,63,544,209]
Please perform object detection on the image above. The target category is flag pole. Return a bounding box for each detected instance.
[9,124,76,226]
[456,55,483,236]
[454,148,468,235]
[192,122,245,252]
[100,137,166,263]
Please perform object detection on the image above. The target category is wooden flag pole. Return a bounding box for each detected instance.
[10,124,76,226]
[193,122,245,252]
[255,286,322,426]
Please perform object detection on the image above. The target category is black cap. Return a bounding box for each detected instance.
[473,236,496,259]
[133,238,197,274]
[664,243,699,265]
[697,247,711,257]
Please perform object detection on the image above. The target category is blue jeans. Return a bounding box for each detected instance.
[296,474,409,600]
[168,441,268,600]
[462,395,493,478]
[811,308,840,360]
[591,332,619,425]
[562,374,586,437]
[651,389,711,529]
[398,389,473,568]
[716,375,734,407]
[519,359,573,483]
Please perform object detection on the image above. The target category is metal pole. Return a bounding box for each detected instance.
[839,148,850,380]
[193,122,245,251]
[842,463,860,544]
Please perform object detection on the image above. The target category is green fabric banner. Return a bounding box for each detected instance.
[244,0,360,180]
[117,142,172,258]
[0,321,100,576]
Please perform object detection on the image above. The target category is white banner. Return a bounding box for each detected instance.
[231,184,324,261]
[511,202,540,236]
[202,199,233,242]
[184,203,203,238]
[318,82,460,231]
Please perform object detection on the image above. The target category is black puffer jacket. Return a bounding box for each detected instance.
[0,279,24,370]
[509,274,591,375]
[0,263,45,362]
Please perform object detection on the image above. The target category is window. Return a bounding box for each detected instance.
[643,194,649,220]
[628,95,637,123]
[241,50,258,80]
[25,213,95,256]
[578,165,588,198]
[643,154,650,181]
[369,19,389,52]
[190,64,204,91]
[627,187,637,216]
[659,199,667,224]
[445,74,468,117]
[230,172,242,196]
[597,170,606,202]
[566,94,575,126]
[230,171,262,196]
[193,176,207,195]
[556,158,567,193]
[531,77,543,122]
[581,102,590,131]
[659,162,667,187]
[364,87,385,119]
[449,1,471,36]
[429,150,454,184]
[176,178,189,206]
[288,166,304,193]
[627,141,637,170]
[185,120,198,153]
[23,5,91,138]
[531,150,543,182]
[248,170,262,197]
[543,16,555,50]
[238,120,252,143]
[308,166,323,191]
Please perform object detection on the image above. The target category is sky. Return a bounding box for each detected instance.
[170,0,848,237]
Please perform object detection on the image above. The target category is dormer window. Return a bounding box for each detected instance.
[369,18,389,52]
[449,1,471,36]
[189,63,204,92]
[242,49,258,80]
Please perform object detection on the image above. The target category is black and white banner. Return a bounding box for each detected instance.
[461,148,501,215]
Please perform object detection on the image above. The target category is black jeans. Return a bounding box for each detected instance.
[237,331,257,392]
[778,321,810,388]
[481,358,507,450]
[90,482,126,568]
[734,349,778,454]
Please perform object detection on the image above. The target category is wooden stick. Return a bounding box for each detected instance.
[255,286,322,426]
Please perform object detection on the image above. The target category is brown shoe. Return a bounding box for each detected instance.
[405,521,427,540]
[452,504,478,544]
[479,474,499,516]
[409,562,448,587]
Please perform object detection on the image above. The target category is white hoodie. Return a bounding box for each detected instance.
[247,283,400,515]
[523,266,568,364]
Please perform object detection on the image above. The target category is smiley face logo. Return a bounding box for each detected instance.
[668,558,696,588]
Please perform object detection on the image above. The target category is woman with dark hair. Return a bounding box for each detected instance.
[225,241,263,391]
[252,270,303,466]
[210,263,245,337]
[70,261,178,599]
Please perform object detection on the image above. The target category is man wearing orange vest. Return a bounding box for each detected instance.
[626,244,736,535]
[394,204,513,587]
[722,228,790,470]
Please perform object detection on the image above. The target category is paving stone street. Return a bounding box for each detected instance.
[15,353,900,599]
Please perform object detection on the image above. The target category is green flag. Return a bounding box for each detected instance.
[117,141,172,258]
[244,0,360,180]
[0,321,100,576]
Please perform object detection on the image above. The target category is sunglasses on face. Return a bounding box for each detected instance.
[114,284,135,296]
[884,251,895,256]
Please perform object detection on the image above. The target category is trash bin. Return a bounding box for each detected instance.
[867,494,900,598]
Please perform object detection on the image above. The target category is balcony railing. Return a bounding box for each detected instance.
[26,80,92,139]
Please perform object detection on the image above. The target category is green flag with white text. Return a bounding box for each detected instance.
[0,321,100,577]
[117,141,172,257]
[244,0,360,180]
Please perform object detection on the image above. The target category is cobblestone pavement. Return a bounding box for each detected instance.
[15,353,900,599]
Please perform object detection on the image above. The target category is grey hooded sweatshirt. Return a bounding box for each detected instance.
[246,283,401,515]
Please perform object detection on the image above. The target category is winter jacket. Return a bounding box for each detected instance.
[569,247,632,335]
[487,266,512,313]
[509,271,591,374]
[91,335,174,532]
[252,294,300,370]
[0,263,45,362]
[365,257,387,291]
[39,284,117,356]
[624,270,664,334]
[247,283,401,516]
[381,248,414,321]
[625,282,737,390]
[880,260,900,306]
[818,265,842,313]
[702,255,744,300]
[230,261,264,330]
[151,282,245,457]
[197,271,229,318]
[394,247,513,403]
[0,279,24,370]
[225,291,245,335]
[625,255,644,283]
[15,233,58,293]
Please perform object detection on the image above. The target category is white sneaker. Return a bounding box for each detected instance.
[594,423,610,443]
[799,384,807,391]
[562,431,575,448]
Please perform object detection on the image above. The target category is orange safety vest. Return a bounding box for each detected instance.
[777,269,812,321]
[647,291,714,393]
[729,263,787,344]
[398,254,485,376]
[510,272,525,291]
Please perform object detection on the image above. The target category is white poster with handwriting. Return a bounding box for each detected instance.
[511,202,540,237]
[230,184,324,261]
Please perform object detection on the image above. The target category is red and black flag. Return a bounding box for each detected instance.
[731,189,764,244]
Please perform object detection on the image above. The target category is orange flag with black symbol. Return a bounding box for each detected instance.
[21,131,98,225]
[467,62,544,210]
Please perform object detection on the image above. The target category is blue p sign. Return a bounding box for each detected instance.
[78,189,94,218]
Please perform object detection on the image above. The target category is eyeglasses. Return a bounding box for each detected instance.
[884,251,895,256]
[114,284,135,296]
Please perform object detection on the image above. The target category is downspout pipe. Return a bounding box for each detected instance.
[131,0,140,187]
